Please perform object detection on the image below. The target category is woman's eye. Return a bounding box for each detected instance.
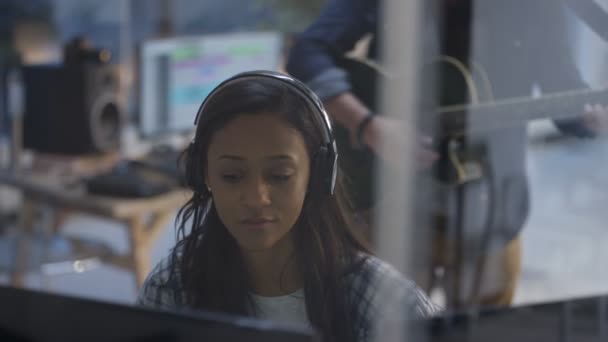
[222,174,242,183]
[270,174,291,183]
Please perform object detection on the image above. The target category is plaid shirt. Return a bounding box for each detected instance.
[137,253,440,342]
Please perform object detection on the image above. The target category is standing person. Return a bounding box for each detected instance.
[137,71,438,342]
[286,0,608,308]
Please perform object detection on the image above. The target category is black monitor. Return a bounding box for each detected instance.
[138,32,283,138]
[426,294,608,342]
[0,286,316,342]
[4,284,607,342]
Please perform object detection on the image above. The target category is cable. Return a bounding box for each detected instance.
[438,55,480,104]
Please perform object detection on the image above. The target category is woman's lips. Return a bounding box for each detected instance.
[241,218,276,230]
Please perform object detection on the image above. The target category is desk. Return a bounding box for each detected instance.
[0,169,190,289]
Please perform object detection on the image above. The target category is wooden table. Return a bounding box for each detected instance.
[0,168,190,289]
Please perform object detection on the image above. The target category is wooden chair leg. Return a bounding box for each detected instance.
[141,211,173,251]
[127,215,151,289]
[49,208,71,234]
[126,210,173,289]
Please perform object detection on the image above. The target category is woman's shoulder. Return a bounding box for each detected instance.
[346,253,441,318]
[346,254,418,293]
[136,252,186,309]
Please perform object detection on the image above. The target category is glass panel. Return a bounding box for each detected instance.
[2,1,608,341]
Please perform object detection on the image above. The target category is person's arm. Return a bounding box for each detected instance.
[286,0,378,141]
[287,0,438,166]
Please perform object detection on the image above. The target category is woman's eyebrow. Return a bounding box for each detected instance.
[218,155,244,161]
[216,154,297,162]
[264,154,296,161]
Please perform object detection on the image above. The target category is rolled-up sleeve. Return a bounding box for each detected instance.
[286,0,378,101]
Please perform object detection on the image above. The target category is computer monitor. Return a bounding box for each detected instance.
[426,294,608,342]
[0,286,316,342]
[139,32,283,138]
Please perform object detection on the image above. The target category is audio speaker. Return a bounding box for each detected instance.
[22,63,122,155]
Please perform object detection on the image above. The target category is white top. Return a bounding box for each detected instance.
[251,289,308,326]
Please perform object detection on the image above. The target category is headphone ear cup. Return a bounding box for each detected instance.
[310,145,337,195]
[326,145,338,195]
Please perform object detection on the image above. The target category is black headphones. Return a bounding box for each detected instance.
[188,70,338,196]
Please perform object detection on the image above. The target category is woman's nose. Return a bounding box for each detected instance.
[241,177,271,207]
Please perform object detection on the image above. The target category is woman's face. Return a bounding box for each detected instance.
[206,112,311,252]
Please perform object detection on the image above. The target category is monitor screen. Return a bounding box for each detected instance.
[0,286,316,342]
[139,32,283,138]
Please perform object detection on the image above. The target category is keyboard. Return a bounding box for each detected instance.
[84,160,176,198]
[135,146,186,185]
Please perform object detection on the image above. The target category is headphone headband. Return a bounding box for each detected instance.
[193,71,334,145]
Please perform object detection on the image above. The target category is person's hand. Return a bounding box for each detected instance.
[583,104,608,135]
[359,116,438,169]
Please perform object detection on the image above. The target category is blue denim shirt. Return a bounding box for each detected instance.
[286,0,379,102]
[285,0,594,138]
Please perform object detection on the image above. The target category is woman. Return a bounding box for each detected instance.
[137,71,438,342]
